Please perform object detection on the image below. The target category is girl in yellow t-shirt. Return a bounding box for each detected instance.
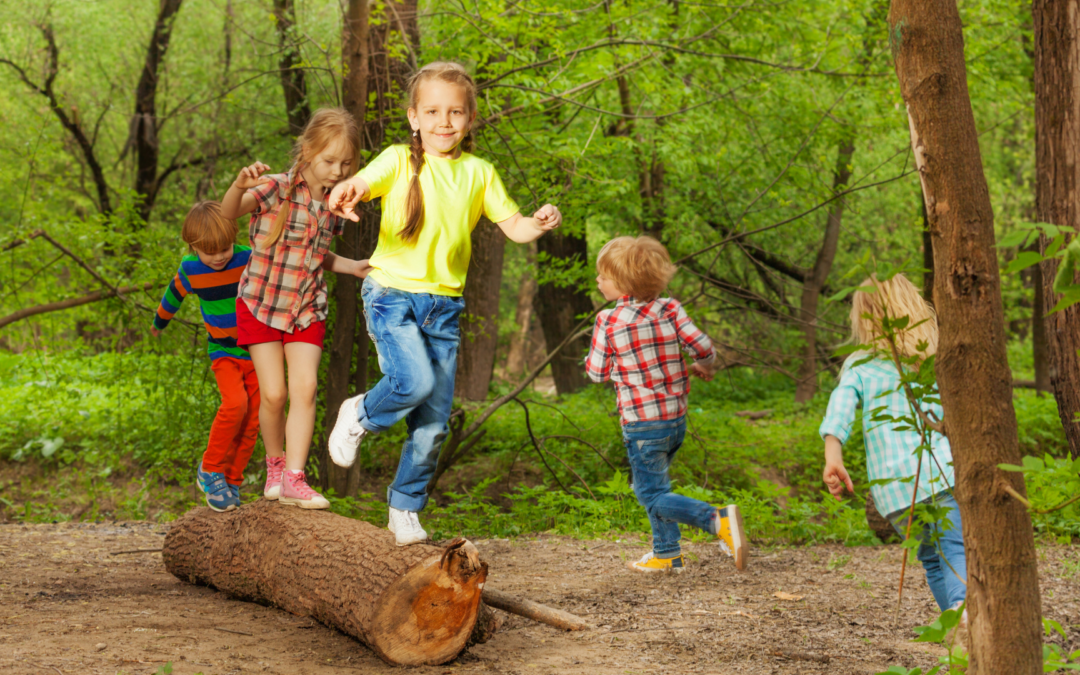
[326,61,562,545]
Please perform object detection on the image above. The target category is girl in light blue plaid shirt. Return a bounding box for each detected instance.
[820,274,967,618]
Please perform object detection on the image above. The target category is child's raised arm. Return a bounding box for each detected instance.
[221,161,271,220]
[672,302,718,378]
[327,176,372,222]
[496,204,562,244]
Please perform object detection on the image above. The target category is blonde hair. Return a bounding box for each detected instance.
[402,62,478,244]
[264,108,361,249]
[596,236,677,302]
[850,273,938,361]
[182,201,237,253]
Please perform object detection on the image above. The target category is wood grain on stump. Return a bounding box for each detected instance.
[163,500,489,666]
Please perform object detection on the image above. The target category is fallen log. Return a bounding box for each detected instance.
[163,500,489,666]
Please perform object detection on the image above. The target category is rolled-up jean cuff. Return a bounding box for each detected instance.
[387,486,429,512]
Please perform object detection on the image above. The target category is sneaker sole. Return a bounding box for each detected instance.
[263,485,281,500]
[328,396,363,468]
[278,497,330,509]
[627,562,684,573]
[727,504,748,571]
[205,498,235,513]
[394,535,429,546]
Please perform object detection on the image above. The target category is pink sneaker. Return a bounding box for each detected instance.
[264,456,285,500]
[278,470,330,509]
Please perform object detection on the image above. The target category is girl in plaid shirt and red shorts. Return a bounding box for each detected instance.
[586,236,749,573]
[220,109,372,509]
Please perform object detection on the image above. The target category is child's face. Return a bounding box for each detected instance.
[407,80,475,159]
[194,244,234,271]
[303,138,355,197]
[596,273,626,302]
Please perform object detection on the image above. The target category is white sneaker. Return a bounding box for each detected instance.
[328,394,368,468]
[387,506,428,546]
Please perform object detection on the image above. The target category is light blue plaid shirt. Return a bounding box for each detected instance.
[819,357,955,518]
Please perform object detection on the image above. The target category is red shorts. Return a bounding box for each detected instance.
[236,298,326,348]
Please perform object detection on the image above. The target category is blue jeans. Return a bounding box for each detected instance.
[888,490,967,611]
[623,416,716,558]
[358,277,464,512]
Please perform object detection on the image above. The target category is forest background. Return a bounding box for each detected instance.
[0,0,1074,549]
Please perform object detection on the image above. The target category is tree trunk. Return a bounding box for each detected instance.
[456,219,506,400]
[535,229,592,395]
[890,2,1042,672]
[272,0,311,137]
[132,0,184,221]
[163,501,490,666]
[505,244,538,378]
[794,137,854,403]
[921,196,934,303]
[1035,0,1080,452]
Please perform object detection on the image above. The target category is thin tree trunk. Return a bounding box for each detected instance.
[535,229,592,395]
[132,0,184,222]
[272,0,311,136]
[456,219,506,400]
[921,196,934,303]
[890,1,1042,672]
[1035,0,1080,452]
[505,244,538,378]
[794,137,854,403]
[1031,261,1052,394]
[163,501,490,666]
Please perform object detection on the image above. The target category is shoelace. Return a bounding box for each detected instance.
[287,471,318,498]
[266,458,285,484]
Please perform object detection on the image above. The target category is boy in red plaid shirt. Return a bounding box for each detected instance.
[586,236,748,573]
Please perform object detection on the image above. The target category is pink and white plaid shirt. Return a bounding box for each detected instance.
[237,170,345,333]
[585,296,716,424]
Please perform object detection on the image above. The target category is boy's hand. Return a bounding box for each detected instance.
[329,181,362,222]
[823,461,854,500]
[533,204,561,231]
[233,161,271,190]
[150,327,161,338]
[690,361,714,381]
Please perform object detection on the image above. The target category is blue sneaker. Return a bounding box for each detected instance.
[197,464,235,513]
[228,483,241,508]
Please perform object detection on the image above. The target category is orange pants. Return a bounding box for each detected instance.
[202,357,261,486]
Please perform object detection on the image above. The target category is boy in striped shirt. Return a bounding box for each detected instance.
[585,236,748,573]
[153,201,259,512]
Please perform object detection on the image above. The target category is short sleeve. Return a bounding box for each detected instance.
[357,146,404,200]
[249,176,283,216]
[819,366,864,445]
[482,165,520,224]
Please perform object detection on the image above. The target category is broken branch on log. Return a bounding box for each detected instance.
[482,588,592,631]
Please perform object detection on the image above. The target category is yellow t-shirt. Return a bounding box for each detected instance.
[358,145,520,296]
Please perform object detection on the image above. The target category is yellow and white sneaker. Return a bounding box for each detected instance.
[714,505,748,571]
[628,552,685,573]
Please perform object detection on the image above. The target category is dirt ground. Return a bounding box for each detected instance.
[2,521,1078,675]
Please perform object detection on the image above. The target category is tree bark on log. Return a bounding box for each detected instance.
[163,500,489,666]
[1035,0,1080,450]
[889,1,1042,672]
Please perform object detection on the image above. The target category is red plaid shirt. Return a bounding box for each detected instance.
[586,297,716,424]
[237,170,345,332]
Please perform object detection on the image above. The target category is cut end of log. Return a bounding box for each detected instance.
[370,538,489,666]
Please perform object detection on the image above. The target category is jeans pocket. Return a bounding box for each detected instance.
[633,437,674,474]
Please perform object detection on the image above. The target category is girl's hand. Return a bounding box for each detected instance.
[690,361,714,381]
[329,181,362,222]
[353,259,373,279]
[150,327,161,338]
[533,204,562,231]
[822,461,854,500]
[233,161,271,190]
